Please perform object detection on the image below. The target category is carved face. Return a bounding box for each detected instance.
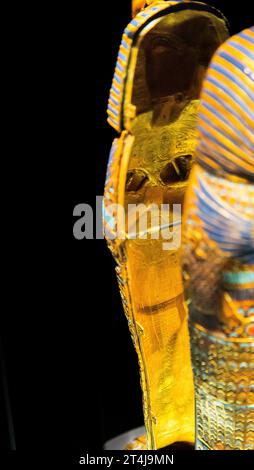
[125,11,228,208]
[126,99,199,206]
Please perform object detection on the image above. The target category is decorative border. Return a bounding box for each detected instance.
[107,1,171,131]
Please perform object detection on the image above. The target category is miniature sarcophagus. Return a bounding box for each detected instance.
[104,0,228,449]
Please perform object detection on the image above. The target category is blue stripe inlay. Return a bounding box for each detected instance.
[198,146,254,179]
[108,105,118,117]
[113,74,122,85]
[229,40,254,60]
[239,30,254,47]
[140,12,150,18]
[116,62,124,73]
[118,51,127,62]
[198,121,245,168]
[194,174,254,256]
[124,28,134,39]
[226,288,254,301]
[130,19,140,27]
[198,177,252,226]
[198,143,238,172]
[108,117,118,127]
[240,254,254,264]
[109,96,119,106]
[202,89,251,132]
[198,111,253,165]
[210,64,254,116]
[111,85,120,95]
[201,101,250,149]
[223,271,254,284]
[217,52,254,101]
[121,39,129,50]
[206,75,253,119]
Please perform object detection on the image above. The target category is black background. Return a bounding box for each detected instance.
[1,0,253,455]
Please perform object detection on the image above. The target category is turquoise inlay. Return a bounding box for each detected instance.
[223,271,254,284]
[196,440,209,451]
[103,209,115,231]
[223,402,254,410]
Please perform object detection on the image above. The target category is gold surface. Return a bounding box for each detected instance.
[132,0,146,17]
[119,101,200,448]
[104,4,229,450]
[125,241,194,448]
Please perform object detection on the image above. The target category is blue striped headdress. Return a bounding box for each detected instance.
[196,27,254,181]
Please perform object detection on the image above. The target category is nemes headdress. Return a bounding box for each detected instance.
[197,27,254,180]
